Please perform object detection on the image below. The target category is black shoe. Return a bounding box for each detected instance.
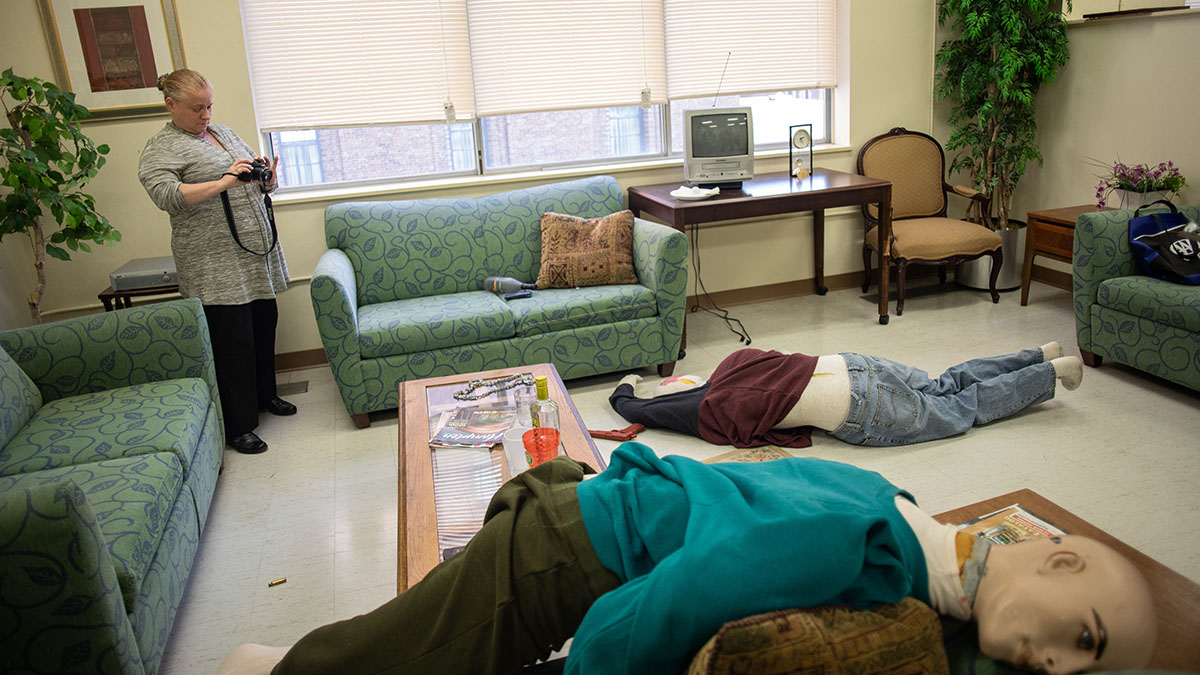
[260,397,297,416]
[229,432,268,454]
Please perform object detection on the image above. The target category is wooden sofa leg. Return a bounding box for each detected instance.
[1079,349,1102,368]
[658,362,677,377]
[351,413,370,429]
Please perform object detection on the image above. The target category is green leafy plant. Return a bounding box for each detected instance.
[935,0,1072,228]
[1,68,120,323]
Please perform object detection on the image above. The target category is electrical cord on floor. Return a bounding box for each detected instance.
[688,221,752,345]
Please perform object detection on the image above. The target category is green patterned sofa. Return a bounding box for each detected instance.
[311,175,689,428]
[1073,204,1200,391]
[0,298,224,674]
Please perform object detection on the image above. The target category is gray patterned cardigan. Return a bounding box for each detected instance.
[138,122,289,306]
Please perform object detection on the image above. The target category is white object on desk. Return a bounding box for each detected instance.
[670,186,720,201]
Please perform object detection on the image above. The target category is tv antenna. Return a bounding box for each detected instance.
[712,52,732,107]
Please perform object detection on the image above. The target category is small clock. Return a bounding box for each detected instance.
[789,123,814,181]
[791,127,811,150]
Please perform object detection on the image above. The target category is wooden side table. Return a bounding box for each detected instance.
[1020,205,1108,305]
[98,284,181,311]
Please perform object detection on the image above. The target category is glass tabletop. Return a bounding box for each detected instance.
[424,375,535,559]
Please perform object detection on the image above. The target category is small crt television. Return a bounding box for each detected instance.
[683,107,754,188]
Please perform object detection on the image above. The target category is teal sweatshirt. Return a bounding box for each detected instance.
[570,442,929,674]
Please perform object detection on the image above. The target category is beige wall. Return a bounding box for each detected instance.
[5,1,940,353]
[933,11,1199,275]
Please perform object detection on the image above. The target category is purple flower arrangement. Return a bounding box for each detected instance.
[1094,159,1187,208]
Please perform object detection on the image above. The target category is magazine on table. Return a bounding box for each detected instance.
[957,503,1066,545]
[430,404,518,448]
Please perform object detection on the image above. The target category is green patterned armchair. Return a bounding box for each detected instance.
[1073,205,1200,391]
[311,175,689,428]
[0,298,224,674]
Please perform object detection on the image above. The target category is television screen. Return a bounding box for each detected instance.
[689,112,750,158]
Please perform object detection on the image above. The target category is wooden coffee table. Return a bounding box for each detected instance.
[936,489,1200,669]
[397,363,605,591]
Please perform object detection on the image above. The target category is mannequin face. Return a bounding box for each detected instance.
[166,84,213,136]
[653,374,707,397]
[973,535,1156,673]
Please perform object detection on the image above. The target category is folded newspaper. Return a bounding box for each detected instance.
[957,503,1065,545]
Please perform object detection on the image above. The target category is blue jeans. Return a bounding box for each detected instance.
[831,349,1056,446]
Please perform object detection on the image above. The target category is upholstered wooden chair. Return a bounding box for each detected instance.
[856,127,1003,316]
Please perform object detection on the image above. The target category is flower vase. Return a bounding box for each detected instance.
[1113,189,1170,211]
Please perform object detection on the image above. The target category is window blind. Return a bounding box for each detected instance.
[241,0,476,130]
[465,0,667,117]
[663,0,836,101]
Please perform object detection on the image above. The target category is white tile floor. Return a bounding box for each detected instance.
[159,280,1200,674]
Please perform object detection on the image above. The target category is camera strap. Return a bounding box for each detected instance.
[220,189,279,256]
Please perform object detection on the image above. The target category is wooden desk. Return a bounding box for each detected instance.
[1020,205,1107,306]
[628,169,895,324]
[935,489,1200,670]
[97,284,181,311]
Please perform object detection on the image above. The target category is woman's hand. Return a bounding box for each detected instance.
[255,155,281,189]
[179,158,253,205]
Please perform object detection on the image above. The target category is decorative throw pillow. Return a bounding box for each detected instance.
[535,210,638,289]
[686,598,949,675]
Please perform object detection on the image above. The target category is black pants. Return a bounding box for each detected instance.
[203,298,279,440]
[273,457,621,674]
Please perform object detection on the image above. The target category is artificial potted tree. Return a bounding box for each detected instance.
[0,69,120,324]
[934,0,1071,289]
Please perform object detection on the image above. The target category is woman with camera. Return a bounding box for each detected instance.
[138,68,295,455]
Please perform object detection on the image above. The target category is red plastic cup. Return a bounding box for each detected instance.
[522,428,560,467]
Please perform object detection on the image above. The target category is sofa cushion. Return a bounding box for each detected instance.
[0,452,185,612]
[325,199,488,305]
[358,291,516,359]
[0,378,210,478]
[480,175,628,285]
[686,598,948,675]
[509,285,659,337]
[1096,275,1200,333]
[0,347,41,449]
[536,210,638,289]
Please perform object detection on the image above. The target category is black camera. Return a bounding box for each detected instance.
[238,159,273,183]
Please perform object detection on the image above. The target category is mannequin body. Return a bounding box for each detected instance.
[613,344,1084,447]
[219,444,1155,675]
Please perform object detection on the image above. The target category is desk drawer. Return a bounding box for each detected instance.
[1033,221,1075,259]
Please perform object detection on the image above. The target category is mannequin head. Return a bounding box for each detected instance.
[653,374,707,397]
[973,535,1156,673]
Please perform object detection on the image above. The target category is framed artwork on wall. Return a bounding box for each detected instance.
[37,0,185,120]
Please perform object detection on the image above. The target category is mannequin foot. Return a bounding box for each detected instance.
[217,644,290,675]
[229,432,268,454]
[1051,356,1083,391]
[1040,341,1063,361]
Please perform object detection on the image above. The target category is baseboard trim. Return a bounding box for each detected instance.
[276,348,327,372]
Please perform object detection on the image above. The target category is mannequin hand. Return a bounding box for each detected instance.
[618,374,642,389]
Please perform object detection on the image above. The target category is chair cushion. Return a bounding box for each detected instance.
[0,452,185,612]
[0,378,210,478]
[686,597,948,675]
[0,347,41,449]
[536,210,638,289]
[509,285,659,337]
[358,291,515,359]
[866,218,1003,261]
[1097,275,1200,333]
